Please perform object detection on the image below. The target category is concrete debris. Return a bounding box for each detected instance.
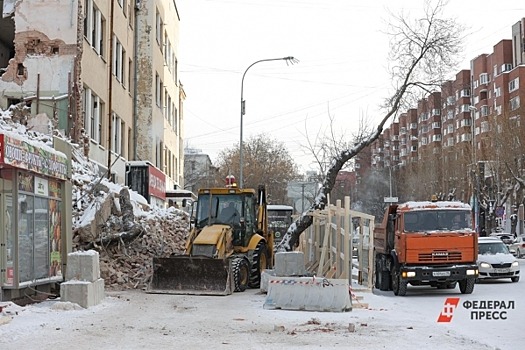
[71,154,189,291]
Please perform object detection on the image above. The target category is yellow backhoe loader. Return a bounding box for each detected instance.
[148,183,273,295]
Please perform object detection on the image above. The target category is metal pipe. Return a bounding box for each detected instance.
[107,0,115,179]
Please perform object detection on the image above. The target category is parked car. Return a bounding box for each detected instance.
[477,237,520,282]
[509,236,525,258]
[490,232,514,246]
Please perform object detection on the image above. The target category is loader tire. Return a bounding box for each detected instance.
[249,241,269,288]
[232,257,250,292]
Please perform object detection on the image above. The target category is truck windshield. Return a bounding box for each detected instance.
[404,210,472,232]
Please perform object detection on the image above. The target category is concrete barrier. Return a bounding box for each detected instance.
[61,250,104,308]
[263,277,352,312]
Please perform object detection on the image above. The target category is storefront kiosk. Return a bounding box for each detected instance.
[0,133,71,301]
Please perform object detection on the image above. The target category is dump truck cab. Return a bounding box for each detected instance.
[374,200,479,296]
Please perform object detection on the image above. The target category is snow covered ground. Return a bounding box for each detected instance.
[1,260,524,350]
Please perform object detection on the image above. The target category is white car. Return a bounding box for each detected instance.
[509,236,525,258]
[477,237,520,282]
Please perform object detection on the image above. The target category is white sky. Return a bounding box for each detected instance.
[178,0,524,172]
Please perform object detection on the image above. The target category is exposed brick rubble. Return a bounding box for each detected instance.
[71,150,190,291]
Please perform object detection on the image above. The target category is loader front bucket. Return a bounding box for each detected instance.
[147,256,233,296]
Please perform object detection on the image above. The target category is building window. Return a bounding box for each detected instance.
[84,0,105,57]
[510,96,520,110]
[509,78,519,92]
[111,113,121,154]
[83,87,103,144]
[155,73,163,107]
[501,63,512,73]
[156,9,163,47]
[112,36,125,83]
[480,105,489,117]
[479,73,489,85]
[481,121,489,133]
[459,89,470,97]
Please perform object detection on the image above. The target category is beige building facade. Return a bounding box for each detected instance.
[0,0,184,191]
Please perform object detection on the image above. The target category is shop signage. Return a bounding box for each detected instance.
[0,133,68,180]
[148,164,166,200]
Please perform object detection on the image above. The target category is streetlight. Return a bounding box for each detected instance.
[239,56,297,188]
[469,105,479,233]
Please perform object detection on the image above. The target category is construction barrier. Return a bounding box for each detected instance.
[263,277,352,312]
[298,196,375,289]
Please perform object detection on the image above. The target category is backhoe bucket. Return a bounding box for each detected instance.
[147,256,233,296]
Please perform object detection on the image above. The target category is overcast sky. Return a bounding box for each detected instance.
[177,0,523,173]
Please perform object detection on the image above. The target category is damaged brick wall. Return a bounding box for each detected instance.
[0,0,85,145]
[0,31,73,84]
[72,0,84,147]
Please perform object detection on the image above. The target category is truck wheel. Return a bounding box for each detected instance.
[374,266,380,289]
[392,271,407,296]
[232,257,250,292]
[379,271,390,291]
[249,241,269,288]
[511,276,519,282]
[459,277,475,294]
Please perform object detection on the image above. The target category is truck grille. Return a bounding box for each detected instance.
[418,251,462,262]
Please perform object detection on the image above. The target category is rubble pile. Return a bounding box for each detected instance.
[71,150,190,291]
[96,210,189,290]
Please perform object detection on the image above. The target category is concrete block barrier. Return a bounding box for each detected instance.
[60,278,105,308]
[274,251,305,277]
[65,250,100,282]
[263,277,352,312]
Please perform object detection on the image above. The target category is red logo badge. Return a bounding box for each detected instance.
[437,297,460,323]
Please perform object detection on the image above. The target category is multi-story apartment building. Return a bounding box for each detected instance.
[368,17,525,233]
[135,0,183,190]
[0,0,184,199]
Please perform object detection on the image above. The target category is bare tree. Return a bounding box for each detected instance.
[277,0,465,251]
[215,133,299,203]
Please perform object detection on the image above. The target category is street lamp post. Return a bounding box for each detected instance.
[469,105,479,233]
[239,56,296,188]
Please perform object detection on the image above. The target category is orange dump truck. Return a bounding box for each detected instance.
[374,200,479,296]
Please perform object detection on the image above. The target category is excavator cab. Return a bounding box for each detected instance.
[148,183,272,295]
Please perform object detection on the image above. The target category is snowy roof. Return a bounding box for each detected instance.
[398,201,472,211]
